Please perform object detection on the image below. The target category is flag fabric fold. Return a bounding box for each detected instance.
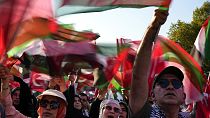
[0,0,54,53]
[190,18,210,118]
[1,0,101,61]
[57,0,171,16]
[191,18,210,66]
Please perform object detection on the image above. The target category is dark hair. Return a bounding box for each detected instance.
[119,101,130,118]
[79,92,89,100]
[79,92,87,96]
[74,95,81,102]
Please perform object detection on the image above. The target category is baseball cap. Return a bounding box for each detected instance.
[37,89,67,105]
[152,66,184,89]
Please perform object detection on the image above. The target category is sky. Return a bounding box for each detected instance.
[58,0,208,43]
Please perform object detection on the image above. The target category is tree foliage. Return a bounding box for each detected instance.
[167,1,210,53]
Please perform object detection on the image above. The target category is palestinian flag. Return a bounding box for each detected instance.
[8,36,98,57]
[52,27,100,42]
[110,38,139,90]
[195,77,210,118]
[149,36,206,104]
[0,0,55,60]
[0,0,99,62]
[92,42,131,89]
[98,38,141,91]
[191,18,210,67]
[57,0,171,16]
[14,40,98,74]
[7,22,99,58]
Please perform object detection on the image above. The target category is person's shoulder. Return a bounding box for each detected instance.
[179,111,191,118]
[131,102,151,118]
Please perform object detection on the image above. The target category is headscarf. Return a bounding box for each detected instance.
[99,99,120,118]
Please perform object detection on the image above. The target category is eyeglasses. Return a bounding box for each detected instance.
[156,79,183,89]
[39,99,60,110]
[103,106,121,113]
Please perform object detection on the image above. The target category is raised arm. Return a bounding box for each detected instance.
[0,65,27,118]
[129,9,169,114]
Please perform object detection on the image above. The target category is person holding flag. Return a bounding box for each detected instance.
[129,9,191,118]
[0,65,68,118]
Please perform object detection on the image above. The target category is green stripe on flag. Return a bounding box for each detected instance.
[159,6,169,10]
[57,6,118,16]
[162,52,182,63]
[111,79,122,91]
[159,36,206,92]
[205,20,210,60]
[7,40,36,58]
[57,0,172,16]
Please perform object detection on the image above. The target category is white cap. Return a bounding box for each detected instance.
[37,89,67,105]
[100,99,120,109]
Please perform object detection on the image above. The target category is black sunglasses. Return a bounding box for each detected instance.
[39,99,60,110]
[156,79,183,89]
[104,105,121,113]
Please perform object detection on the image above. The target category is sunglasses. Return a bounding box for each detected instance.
[39,99,60,110]
[104,105,121,113]
[156,79,183,89]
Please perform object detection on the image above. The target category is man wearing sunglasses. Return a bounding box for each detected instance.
[0,66,68,118]
[130,9,190,118]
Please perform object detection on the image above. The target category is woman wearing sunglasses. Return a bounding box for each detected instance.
[99,99,121,118]
[130,9,191,118]
[0,66,67,118]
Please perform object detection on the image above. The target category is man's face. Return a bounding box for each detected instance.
[153,74,185,106]
[102,103,121,118]
[12,90,20,105]
[39,96,60,118]
[80,95,88,107]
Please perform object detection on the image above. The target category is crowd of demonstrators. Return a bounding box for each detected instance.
[0,7,206,118]
[0,63,131,118]
[0,65,67,118]
[129,9,192,118]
